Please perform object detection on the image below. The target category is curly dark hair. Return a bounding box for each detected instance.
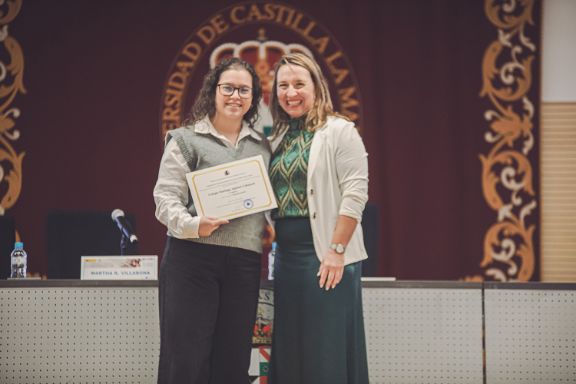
[183,57,262,128]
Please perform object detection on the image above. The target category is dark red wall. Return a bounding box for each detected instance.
[6,0,540,280]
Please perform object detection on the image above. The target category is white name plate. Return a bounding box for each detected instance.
[80,255,158,280]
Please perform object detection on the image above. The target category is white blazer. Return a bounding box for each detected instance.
[270,116,369,265]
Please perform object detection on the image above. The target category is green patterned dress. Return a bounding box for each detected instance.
[268,118,369,384]
[269,117,314,219]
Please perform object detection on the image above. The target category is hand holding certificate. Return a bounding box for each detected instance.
[186,155,277,220]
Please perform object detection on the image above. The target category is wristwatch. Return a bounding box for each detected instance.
[329,243,346,254]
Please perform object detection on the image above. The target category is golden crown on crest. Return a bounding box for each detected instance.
[209,28,313,105]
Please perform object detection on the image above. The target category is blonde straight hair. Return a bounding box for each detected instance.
[269,52,347,138]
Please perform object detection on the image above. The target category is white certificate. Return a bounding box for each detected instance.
[186,155,277,220]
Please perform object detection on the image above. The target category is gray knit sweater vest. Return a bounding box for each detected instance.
[166,124,271,254]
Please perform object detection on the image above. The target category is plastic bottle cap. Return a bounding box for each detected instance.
[15,242,23,249]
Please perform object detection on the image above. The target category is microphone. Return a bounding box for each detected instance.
[111,209,138,244]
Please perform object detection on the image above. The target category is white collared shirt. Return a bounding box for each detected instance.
[193,116,261,149]
[153,117,262,239]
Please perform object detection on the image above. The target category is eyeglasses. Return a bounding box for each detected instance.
[217,84,252,98]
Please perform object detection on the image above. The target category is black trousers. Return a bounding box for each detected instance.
[157,237,261,384]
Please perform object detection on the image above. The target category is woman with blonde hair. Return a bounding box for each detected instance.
[267,52,370,384]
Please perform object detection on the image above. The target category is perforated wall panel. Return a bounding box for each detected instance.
[363,286,484,384]
[0,287,159,384]
[3,282,574,383]
[485,288,576,383]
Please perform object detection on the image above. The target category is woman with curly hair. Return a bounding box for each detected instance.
[153,57,269,384]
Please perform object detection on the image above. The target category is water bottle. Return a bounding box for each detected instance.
[268,242,277,280]
[10,242,27,278]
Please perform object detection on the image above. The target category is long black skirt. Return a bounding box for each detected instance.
[268,218,369,384]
